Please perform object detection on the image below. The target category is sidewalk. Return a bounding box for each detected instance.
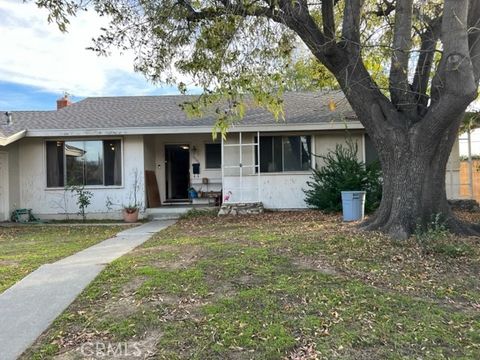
[0,220,175,360]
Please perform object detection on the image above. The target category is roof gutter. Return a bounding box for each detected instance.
[24,121,364,137]
[0,130,27,146]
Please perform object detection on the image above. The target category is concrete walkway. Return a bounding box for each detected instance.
[0,220,175,360]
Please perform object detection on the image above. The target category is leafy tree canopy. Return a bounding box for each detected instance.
[34,0,452,133]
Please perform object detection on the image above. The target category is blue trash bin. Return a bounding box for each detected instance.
[341,191,366,222]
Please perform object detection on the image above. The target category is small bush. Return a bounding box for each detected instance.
[304,141,382,213]
[414,214,473,257]
[414,213,450,250]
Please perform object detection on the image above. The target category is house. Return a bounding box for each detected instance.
[0,92,462,220]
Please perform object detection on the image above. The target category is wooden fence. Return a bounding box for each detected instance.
[460,160,480,202]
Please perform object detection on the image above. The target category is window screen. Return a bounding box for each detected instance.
[205,143,221,169]
[256,135,311,172]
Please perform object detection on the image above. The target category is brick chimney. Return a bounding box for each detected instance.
[56,95,72,110]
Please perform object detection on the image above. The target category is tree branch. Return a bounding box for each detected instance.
[322,0,336,42]
[341,0,363,51]
[468,0,480,83]
[369,0,395,17]
[389,0,414,112]
[178,0,286,25]
[423,0,478,137]
[411,16,442,113]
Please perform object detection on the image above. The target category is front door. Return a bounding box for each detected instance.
[165,145,190,200]
[0,152,9,221]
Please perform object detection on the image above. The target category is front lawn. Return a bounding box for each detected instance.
[0,225,125,293]
[25,212,480,359]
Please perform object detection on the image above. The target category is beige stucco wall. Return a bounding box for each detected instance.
[0,142,20,220]
[314,131,364,166]
[17,136,146,219]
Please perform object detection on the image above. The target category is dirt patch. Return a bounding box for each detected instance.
[292,256,339,276]
[121,276,148,295]
[103,297,143,319]
[0,259,18,266]
[135,244,204,270]
[164,247,202,270]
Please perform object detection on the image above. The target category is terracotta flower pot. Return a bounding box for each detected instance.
[123,208,139,223]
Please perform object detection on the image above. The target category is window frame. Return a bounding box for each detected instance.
[44,137,124,189]
[204,142,222,169]
[256,135,312,173]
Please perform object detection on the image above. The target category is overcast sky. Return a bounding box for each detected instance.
[0,0,183,110]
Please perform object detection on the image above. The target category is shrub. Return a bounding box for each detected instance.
[413,213,472,257]
[68,185,93,222]
[304,141,382,213]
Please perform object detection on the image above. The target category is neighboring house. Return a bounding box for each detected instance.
[0,92,461,220]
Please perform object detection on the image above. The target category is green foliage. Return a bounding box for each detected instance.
[32,0,466,141]
[414,214,473,257]
[68,185,93,222]
[304,141,382,213]
[414,213,450,249]
[286,57,339,91]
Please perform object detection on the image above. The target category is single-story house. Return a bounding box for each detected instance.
[0,92,462,220]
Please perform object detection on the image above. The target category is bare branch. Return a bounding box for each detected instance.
[369,0,395,17]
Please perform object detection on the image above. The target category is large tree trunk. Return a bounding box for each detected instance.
[361,112,474,239]
[283,0,480,239]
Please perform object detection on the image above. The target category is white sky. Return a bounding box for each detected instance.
[0,0,174,97]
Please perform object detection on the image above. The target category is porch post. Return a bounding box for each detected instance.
[221,135,225,202]
[257,131,260,203]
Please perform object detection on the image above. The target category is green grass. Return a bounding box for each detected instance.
[23,211,480,359]
[0,225,124,292]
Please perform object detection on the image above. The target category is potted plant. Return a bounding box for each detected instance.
[106,169,142,223]
[122,204,139,223]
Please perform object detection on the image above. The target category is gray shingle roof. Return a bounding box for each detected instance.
[0,91,356,139]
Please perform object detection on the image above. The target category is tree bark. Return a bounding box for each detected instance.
[360,111,478,239]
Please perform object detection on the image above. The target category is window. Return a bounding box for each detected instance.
[205,143,221,169]
[256,135,311,172]
[46,139,122,187]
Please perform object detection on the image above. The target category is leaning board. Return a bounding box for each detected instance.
[145,170,161,208]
